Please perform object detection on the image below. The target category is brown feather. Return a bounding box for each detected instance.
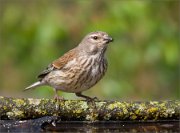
[37,48,77,80]
[52,48,77,69]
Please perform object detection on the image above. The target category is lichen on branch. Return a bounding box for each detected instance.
[0,96,179,121]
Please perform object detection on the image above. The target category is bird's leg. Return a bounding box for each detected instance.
[53,89,64,101]
[75,92,98,101]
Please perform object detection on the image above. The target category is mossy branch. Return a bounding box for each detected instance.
[0,96,179,121]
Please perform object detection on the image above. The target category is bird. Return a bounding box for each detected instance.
[24,31,113,100]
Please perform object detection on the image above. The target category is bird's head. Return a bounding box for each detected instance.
[79,31,113,55]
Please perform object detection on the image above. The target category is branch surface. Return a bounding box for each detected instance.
[0,96,179,121]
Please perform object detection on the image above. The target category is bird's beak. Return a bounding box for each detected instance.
[104,36,113,43]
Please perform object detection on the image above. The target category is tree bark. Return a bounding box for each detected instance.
[0,96,179,121]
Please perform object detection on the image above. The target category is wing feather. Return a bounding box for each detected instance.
[37,48,77,80]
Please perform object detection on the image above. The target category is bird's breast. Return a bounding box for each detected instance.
[45,55,107,93]
[76,55,108,89]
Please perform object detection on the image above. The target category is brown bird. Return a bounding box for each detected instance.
[25,31,113,100]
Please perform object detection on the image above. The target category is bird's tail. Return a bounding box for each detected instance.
[24,81,44,91]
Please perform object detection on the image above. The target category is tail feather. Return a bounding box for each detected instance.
[24,81,44,91]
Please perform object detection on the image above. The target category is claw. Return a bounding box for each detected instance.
[75,92,98,102]
[53,92,64,102]
[54,95,64,100]
[86,96,98,102]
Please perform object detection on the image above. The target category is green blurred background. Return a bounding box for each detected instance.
[0,0,179,100]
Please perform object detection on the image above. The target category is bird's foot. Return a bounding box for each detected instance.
[86,96,99,102]
[53,94,64,102]
[75,92,98,102]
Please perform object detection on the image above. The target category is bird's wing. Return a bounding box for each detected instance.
[37,64,56,80]
[37,48,77,80]
[52,48,77,69]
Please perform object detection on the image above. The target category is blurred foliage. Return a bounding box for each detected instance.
[0,0,179,100]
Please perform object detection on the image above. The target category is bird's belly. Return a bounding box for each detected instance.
[45,59,107,93]
[80,65,102,89]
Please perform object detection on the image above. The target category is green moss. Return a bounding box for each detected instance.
[150,101,159,105]
[13,99,26,107]
[7,109,25,119]
[107,102,121,110]
[73,109,82,114]
[95,102,105,108]
[79,101,88,110]
[103,113,111,120]
[0,97,179,121]
[148,107,158,114]
[28,98,41,105]
[131,115,137,120]
[135,109,140,114]
[3,106,7,110]
[42,110,47,115]
[85,112,98,121]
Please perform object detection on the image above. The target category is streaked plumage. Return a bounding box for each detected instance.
[25,31,113,100]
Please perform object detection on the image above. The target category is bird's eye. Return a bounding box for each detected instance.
[93,36,98,40]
